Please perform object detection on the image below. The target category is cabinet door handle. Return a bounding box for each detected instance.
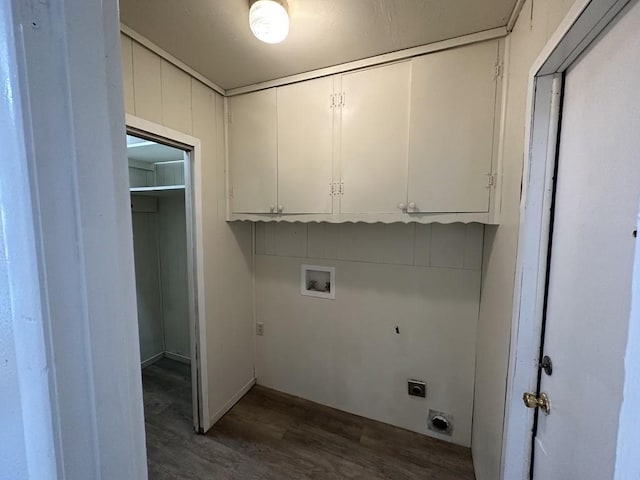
[398,202,406,211]
[408,202,416,210]
[277,205,284,213]
[269,205,276,213]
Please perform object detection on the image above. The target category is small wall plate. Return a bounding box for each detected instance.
[301,264,335,299]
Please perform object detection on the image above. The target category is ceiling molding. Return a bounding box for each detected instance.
[226,27,507,96]
[507,0,528,31]
[120,23,226,96]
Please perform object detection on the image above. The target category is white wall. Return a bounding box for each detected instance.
[471,1,577,478]
[121,33,255,425]
[158,194,190,358]
[131,199,165,362]
[255,222,483,447]
[131,193,191,363]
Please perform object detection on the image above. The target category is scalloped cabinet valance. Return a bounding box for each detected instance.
[226,38,504,224]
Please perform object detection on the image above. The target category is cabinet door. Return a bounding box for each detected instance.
[228,89,277,214]
[340,62,411,214]
[408,40,499,213]
[277,77,334,214]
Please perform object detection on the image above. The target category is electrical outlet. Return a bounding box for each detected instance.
[408,379,426,398]
[256,322,264,336]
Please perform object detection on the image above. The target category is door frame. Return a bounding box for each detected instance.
[501,0,638,478]
[126,114,210,433]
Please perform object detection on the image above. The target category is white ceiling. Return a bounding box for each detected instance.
[119,0,517,90]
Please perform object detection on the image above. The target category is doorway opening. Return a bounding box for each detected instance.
[125,121,208,434]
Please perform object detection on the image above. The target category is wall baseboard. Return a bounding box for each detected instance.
[208,378,256,428]
[141,351,191,368]
[140,351,164,368]
[164,351,191,365]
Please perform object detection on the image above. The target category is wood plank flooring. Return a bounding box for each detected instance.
[142,359,475,479]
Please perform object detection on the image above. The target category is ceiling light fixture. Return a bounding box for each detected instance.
[249,0,289,44]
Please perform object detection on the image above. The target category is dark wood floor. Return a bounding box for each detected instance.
[142,358,475,479]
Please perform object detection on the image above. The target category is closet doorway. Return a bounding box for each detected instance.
[125,119,208,434]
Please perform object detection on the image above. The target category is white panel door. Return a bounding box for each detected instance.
[277,76,334,214]
[532,5,640,479]
[228,89,277,214]
[408,41,498,213]
[340,61,411,214]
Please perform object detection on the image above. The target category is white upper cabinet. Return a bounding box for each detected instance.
[226,38,504,224]
[228,88,277,214]
[407,40,499,213]
[277,77,334,214]
[340,61,411,214]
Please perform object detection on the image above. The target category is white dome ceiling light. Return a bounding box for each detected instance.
[249,0,290,44]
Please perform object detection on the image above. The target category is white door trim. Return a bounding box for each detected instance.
[1,0,148,476]
[615,215,640,479]
[126,114,211,432]
[501,0,636,478]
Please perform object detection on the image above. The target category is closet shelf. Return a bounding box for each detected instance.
[130,185,185,197]
[127,140,185,163]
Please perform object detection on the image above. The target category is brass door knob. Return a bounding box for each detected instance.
[523,392,551,415]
